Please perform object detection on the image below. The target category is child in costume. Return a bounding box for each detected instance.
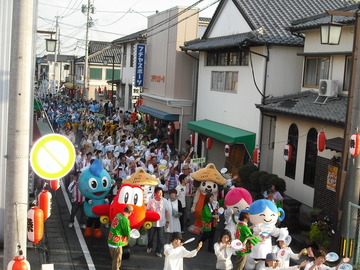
[78,159,111,238]
[272,235,303,268]
[245,199,287,270]
[224,187,253,239]
[189,163,227,234]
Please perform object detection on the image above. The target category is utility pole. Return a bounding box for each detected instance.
[83,0,93,100]
[53,16,59,94]
[333,7,360,258]
[3,0,37,268]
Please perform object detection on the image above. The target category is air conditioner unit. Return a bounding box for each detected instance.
[318,79,339,97]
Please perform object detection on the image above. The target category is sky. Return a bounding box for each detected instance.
[37,0,219,57]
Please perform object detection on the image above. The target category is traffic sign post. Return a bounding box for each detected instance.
[30,134,76,180]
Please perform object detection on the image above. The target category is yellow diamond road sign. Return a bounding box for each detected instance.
[30,134,76,180]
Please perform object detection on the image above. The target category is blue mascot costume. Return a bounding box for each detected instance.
[78,159,111,238]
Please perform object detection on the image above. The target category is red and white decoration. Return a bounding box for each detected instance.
[283,144,293,162]
[27,207,44,244]
[206,138,213,150]
[350,133,360,157]
[167,124,173,136]
[190,134,195,145]
[253,148,260,165]
[7,256,30,270]
[49,179,60,191]
[224,144,230,157]
[317,131,326,152]
[145,114,149,123]
[38,190,52,220]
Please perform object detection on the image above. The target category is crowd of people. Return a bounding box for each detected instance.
[36,95,353,270]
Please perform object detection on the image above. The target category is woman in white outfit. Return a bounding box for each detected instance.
[165,189,182,242]
[163,234,202,270]
[214,229,235,270]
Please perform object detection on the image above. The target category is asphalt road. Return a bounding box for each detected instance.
[55,183,223,270]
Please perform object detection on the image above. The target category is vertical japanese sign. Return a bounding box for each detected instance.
[134,44,146,87]
[326,165,338,192]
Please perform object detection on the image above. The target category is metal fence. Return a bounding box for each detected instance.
[344,202,360,268]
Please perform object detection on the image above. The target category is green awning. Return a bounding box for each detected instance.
[34,98,43,111]
[138,105,179,121]
[188,119,256,151]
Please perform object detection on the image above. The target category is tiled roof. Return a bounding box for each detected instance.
[112,29,147,44]
[289,3,358,31]
[182,0,357,51]
[76,41,122,64]
[256,91,347,125]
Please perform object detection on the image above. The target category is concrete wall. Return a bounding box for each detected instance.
[272,115,343,207]
[144,7,198,100]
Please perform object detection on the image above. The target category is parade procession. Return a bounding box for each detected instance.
[2,0,360,269]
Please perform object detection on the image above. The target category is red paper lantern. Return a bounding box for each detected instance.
[167,124,173,136]
[38,190,52,220]
[253,148,260,165]
[224,144,230,157]
[7,256,30,270]
[283,144,293,162]
[190,134,195,145]
[27,207,44,244]
[317,131,326,152]
[49,179,60,191]
[98,87,101,94]
[79,89,83,94]
[350,133,360,157]
[206,138,213,149]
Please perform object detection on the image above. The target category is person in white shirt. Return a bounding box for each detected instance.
[163,233,202,270]
[265,253,309,270]
[214,229,235,270]
[146,187,171,257]
[175,174,187,233]
[68,173,86,228]
[81,152,93,172]
[303,250,349,270]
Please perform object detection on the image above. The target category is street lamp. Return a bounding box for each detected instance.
[45,38,57,52]
[320,21,343,45]
[103,55,116,108]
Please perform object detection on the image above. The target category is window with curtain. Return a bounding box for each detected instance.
[303,128,318,187]
[211,71,238,92]
[303,56,330,87]
[285,124,298,179]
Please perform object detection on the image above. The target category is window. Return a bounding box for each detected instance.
[105,69,120,80]
[211,71,238,92]
[303,128,318,187]
[122,44,127,67]
[206,50,249,66]
[130,44,135,67]
[285,124,298,179]
[89,68,102,80]
[303,56,330,87]
[344,56,353,92]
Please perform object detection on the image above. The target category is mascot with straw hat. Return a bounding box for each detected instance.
[188,163,227,234]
